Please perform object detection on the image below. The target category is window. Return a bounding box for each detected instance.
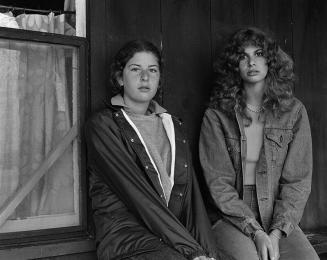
[0,0,86,37]
[0,27,88,248]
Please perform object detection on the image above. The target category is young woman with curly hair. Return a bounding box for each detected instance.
[199,27,319,260]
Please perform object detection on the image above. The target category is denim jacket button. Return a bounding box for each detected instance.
[184,163,188,168]
[145,165,149,170]
[115,113,119,117]
[130,138,134,142]
[182,139,186,144]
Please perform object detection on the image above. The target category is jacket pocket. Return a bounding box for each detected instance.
[265,129,293,166]
[224,136,241,171]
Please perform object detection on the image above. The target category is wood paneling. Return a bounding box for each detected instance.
[253,0,293,54]
[292,0,327,230]
[89,0,107,111]
[161,0,212,148]
[211,0,254,58]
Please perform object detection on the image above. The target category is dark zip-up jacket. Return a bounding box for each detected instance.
[85,103,225,260]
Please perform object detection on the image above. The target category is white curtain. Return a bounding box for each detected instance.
[0,12,77,222]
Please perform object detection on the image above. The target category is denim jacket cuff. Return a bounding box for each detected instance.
[269,219,294,237]
[242,217,264,238]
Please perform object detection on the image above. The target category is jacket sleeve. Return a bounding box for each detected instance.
[89,169,165,259]
[183,161,235,260]
[85,113,207,259]
[199,108,263,238]
[269,104,312,236]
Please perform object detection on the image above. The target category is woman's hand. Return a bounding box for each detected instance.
[268,229,282,260]
[193,256,215,260]
[253,230,275,260]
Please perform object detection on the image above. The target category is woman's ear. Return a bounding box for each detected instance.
[117,76,123,86]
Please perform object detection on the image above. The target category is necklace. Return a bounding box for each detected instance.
[246,103,263,113]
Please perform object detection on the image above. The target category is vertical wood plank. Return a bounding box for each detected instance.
[161,0,212,147]
[253,0,293,55]
[211,0,254,59]
[89,0,107,111]
[292,0,327,230]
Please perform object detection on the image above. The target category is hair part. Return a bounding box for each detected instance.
[110,39,163,95]
[210,27,295,119]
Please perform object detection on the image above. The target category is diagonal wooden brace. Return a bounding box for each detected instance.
[0,124,78,227]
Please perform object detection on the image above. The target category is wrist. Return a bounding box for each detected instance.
[252,229,266,241]
[270,229,282,239]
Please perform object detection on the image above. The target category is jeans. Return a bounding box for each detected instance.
[124,245,187,260]
[213,185,320,260]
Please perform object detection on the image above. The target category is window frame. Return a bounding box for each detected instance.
[0,26,90,250]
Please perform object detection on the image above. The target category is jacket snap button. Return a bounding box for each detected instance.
[179,122,182,126]
[145,165,149,169]
[115,113,119,117]
[179,193,183,197]
[182,139,186,143]
[130,138,134,142]
[184,163,188,168]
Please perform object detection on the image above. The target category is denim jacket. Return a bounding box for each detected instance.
[85,102,224,259]
[199,97,312,238]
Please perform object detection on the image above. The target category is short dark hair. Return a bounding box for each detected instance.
[110,40,162,95]
[210,27,295,117]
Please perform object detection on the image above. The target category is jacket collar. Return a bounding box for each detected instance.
[111,94,167,115]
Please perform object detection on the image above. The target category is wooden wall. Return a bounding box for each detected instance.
[89,0,327,231]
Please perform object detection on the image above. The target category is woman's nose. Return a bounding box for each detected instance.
[248,56,255,66]
[140,70,149,80]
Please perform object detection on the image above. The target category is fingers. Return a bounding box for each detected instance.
[260,247,268,260]
[193,256,215,260]
[266,238,275,260]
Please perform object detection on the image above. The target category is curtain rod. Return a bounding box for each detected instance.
[0,4,75,15]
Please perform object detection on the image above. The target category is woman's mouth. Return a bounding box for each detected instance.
[138,86,151,92]
[247,70,259,76]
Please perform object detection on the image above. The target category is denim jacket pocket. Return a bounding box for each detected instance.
[225,136,241,171]
[265,129,293,166]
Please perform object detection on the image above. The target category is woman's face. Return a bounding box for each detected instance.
[118,51,160,105]
[238,45,268,86]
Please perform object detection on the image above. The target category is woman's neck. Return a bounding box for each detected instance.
[244,82,265,106]
[123,97,150,115]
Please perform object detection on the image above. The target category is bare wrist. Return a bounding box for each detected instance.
[252,229,266,241]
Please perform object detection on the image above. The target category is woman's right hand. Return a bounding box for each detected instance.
[253,230,275,260]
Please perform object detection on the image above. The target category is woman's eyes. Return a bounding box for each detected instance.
[149,68,158,73]
[255,51,264,57]
[130,67,140,72]
[239,50,265,61]
[239,54,247,61]
[130,67,158,73]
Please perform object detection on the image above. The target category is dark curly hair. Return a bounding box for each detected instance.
[110,39,163,95]
[210,27,295,118]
